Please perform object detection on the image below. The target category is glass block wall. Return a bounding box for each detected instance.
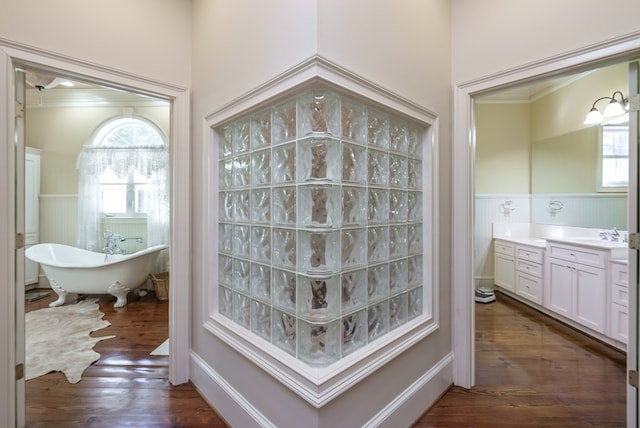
[217,88,425,366]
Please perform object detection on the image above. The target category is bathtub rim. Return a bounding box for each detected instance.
[25,243,168,269]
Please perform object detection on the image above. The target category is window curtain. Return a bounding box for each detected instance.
[76,146,169,270]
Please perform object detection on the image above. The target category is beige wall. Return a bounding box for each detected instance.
[529,63,628,193]
[191,1,452,426]
[531,127,599,193]
[475,103,530,193]
[26,105,170,195]
[476,61,629,195]
[0,0,192,86]
[451,0,640,84]
[530,63,628,142]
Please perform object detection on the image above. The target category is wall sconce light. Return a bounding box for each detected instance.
[584,90,628,125]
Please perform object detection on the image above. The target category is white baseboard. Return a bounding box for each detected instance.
[363,353,453,427]
[190,350,453,428]
[475,277,494,289]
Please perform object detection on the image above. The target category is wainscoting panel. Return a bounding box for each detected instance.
[475,194,531,287]
[100,217,148,254]
[531,193,626,229]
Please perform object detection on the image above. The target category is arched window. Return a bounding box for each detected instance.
[77,117,169,253]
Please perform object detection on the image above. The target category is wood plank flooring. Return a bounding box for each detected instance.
[25,289,626,427]
[25,290,227,428]
[413,292,626,427]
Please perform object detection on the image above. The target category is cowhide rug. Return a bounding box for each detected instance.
[25,298,115,383]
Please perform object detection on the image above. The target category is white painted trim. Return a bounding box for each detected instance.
[202,55,441,406]
[190,349,453,428]
[190,352,273,428]
[363,353,453,427]
[168,86,191,385]
[0,46,18,428]
[0,39,192,428]
[204,315,438,407]
[452,34,640,390]
[626,60,639,428]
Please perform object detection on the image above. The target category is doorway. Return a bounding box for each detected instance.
[471,59,632,421]
[0,44,191,426]
[452,39,640,422]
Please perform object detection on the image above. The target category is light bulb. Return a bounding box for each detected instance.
[603,100,625,117]
[584,107,603,125]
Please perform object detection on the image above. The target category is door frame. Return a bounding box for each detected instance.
[452,32,640,412]
[0,41,191,427]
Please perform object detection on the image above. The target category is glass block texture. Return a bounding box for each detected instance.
[217,88,425,366]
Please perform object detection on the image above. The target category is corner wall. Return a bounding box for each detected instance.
[190,1,452,426]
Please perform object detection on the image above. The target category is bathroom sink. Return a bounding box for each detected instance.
[565,236,627,248]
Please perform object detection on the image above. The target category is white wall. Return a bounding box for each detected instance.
[451,0,640,84]
[0,4,192,427]
[0,0,192,86]
[190,1,452,427]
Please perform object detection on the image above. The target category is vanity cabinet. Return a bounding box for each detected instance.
[494,240,515,292]
[545,242,607,334]
[515,245,544,305]
[609,261,628,344]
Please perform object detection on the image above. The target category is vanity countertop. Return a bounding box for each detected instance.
[493,235,547,248]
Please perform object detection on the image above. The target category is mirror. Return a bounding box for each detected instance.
[531,125,627,229]
[475,60,630,230]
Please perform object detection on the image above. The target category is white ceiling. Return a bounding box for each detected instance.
[476,71,592,103]
[23,71,168,108]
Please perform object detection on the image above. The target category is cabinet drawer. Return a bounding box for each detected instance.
[611,263,628,287]
[516,245,544,264]
[611,302,628,344]
[516,271,543,305]
[494,240,515,256]
[613,284,628,306]
[547,244,606,268]
[516,259,543,277]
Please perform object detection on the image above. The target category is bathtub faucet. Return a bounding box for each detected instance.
[103,230,128,260]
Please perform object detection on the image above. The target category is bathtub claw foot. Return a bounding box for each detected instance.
[108,281,131,308]
[48,279,68,307]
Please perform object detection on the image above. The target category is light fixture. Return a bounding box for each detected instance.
[25,70,75,91]
[584,90,628,125]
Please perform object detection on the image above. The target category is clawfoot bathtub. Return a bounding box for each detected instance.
[25,243,168,308]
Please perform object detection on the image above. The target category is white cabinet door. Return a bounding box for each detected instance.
[494,253,515,292]
[573,263,606,334]
[546,257,573,318]
[547,256,606,334]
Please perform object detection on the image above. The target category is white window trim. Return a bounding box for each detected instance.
[203,56,440,407]
[597,124,629,193]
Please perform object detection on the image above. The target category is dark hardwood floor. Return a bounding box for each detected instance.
[25,290,227,428]
[414,292,626,427]
[25,289,626,427]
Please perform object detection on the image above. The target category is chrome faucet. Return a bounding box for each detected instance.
[103,230,127,261]
[610,227,620,242]
[600,227,622,242]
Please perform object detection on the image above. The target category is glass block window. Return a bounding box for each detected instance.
[217,88,425,366]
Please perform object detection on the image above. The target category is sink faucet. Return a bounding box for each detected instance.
[600,227,622,241]
[610,227,620,242]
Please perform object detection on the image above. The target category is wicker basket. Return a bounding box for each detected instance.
[149,272,169,301]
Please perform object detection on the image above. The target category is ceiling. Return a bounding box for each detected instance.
[23,70,169,108]
[476,71,592,103]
